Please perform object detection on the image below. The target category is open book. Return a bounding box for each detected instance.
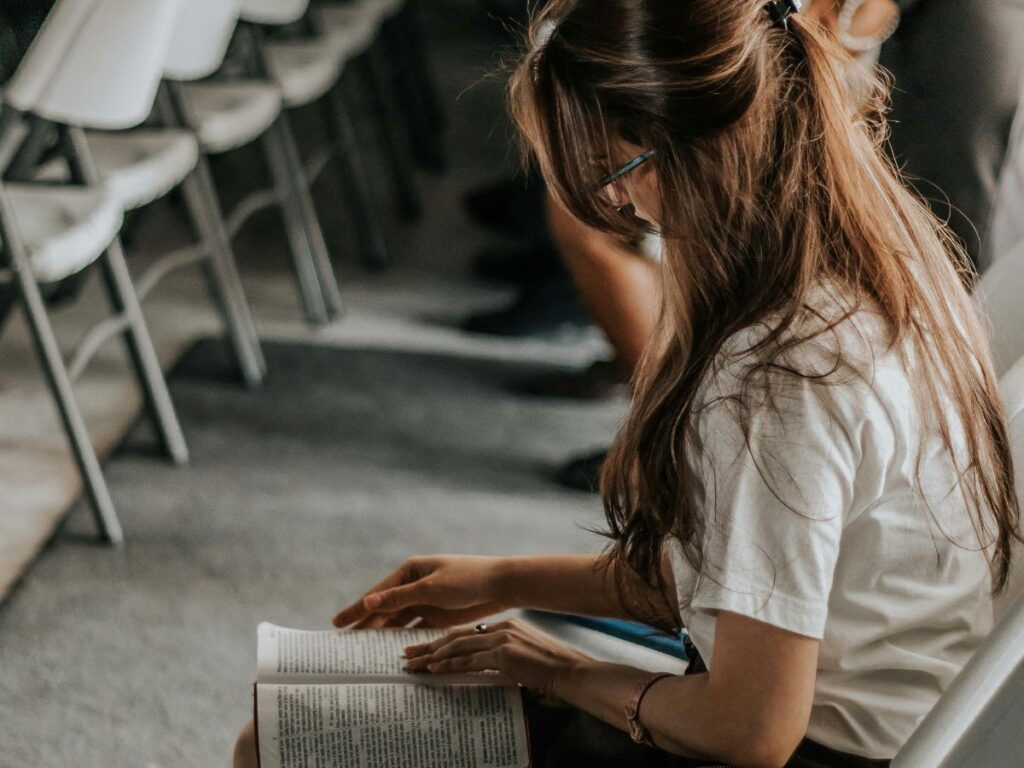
[254,623,530,768]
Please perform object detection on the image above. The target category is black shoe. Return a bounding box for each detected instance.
[462,175,546,238]
[513,359,629,400]
[555,450,608,493]
[462,275,591,339]
[471,240,563,285]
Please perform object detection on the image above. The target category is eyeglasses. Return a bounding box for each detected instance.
[597,149,655,211]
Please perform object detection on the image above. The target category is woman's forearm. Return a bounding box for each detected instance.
[495,554,635,618]
[496,553,680,626]
[495,554,628,617]
[548,613,818,767]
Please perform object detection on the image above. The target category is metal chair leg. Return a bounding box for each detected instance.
[99,238,189,465]
[277,112,344,319]
[15,264,124,544]
[323,84,391,271]
[179,159,267,387]
[262,117,340,324]
[358,46,421,222]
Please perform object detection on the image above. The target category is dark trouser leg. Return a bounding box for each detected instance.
[881,0,1024,271]
[523,690,891,767]
[523,693,700,768]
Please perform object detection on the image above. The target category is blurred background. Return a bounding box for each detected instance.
[0,0,1020,766]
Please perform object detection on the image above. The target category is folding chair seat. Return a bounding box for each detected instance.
[316,4,378,61]
[263,37,341,109]
[6,183,123,283]
[181,80,283,155]
[84,130,199,210]
[38,129,200,211]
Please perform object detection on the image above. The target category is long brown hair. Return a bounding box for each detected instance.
[508,0,1020,625]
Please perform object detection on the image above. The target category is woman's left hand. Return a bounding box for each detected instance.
[403,618,593,702]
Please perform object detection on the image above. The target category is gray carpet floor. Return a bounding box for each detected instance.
[0,339,622,767]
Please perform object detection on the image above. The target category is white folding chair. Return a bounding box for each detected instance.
[168,0,342,324]
[35,0,268,389]
[997,355,1024,616]
[0,0,188,543]
[890,356,1024,767]
[239,0,393,271]
[975,240,1024,379]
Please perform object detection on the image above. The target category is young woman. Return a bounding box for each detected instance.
[235,1,1020,766]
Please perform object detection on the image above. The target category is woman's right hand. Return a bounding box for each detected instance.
[331,555,511,629]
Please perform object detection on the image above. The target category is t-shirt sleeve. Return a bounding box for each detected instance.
[672,352,862,640]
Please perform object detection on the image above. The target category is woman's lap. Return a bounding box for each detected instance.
[523,692,711,768]
[522,691,890,768]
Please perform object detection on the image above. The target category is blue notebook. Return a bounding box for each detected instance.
[526,610,690,661]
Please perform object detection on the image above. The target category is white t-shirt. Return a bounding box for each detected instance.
[668,287,994,759]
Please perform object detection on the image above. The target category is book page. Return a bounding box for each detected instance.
[257,623,505,684]
[256,683,529,768]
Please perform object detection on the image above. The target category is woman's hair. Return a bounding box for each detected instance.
[508,0,1021,626]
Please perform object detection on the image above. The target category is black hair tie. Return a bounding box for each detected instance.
[765,0,802,31]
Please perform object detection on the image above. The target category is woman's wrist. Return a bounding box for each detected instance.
[489,556,525,609]
[549,656,594,703]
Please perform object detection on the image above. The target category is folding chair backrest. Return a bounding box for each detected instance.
[891,354,1024,767]
[3,0,179,130]
[996,354,1024,617]
[975,240,1024,378]
[891,595,1024,767]
[164,0,241,82]
[239,0,310,26]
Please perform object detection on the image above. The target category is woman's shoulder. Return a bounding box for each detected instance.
[705,279,898,405]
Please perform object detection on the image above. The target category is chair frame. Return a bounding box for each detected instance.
[0,106,191,543]
[240,15,395,275]
[171,22,344,324]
